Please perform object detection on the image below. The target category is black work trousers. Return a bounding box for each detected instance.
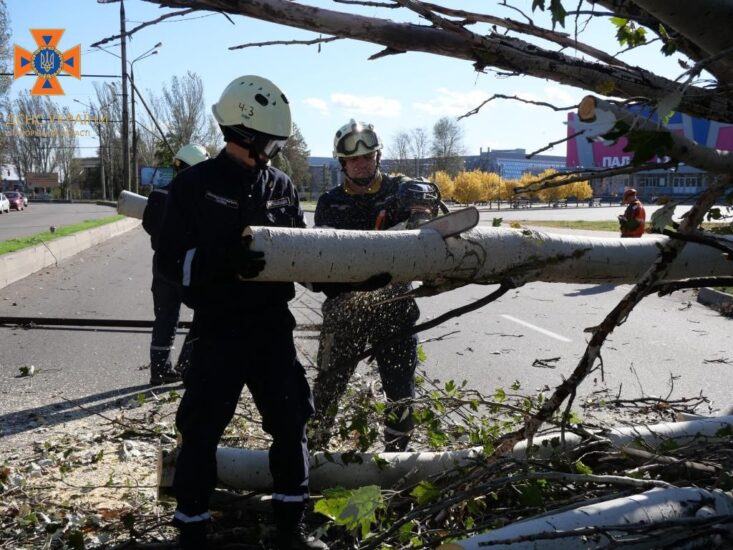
[312,284,419,451]
[173,306,314,519]
[151,257,194,373]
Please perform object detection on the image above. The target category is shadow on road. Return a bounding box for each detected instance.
[0,381,183,437]
[563,284,618,297]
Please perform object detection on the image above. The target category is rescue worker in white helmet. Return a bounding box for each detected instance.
[155,76,327,550]
[142,143,210,386]
[309,119,421,453]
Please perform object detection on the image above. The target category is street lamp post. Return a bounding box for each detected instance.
[130,43,161,194]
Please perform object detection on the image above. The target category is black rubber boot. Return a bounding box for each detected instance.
[150,366,182,386]
[273,501,328,550]
[176,520,208,550]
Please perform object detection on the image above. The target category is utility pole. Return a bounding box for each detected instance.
[120,0,130,193]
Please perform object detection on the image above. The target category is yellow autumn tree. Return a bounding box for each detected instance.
[432,170,454,201]
[480,172,504,204]
[452,170,484,204]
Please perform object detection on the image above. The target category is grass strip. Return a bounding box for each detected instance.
[509,220,724,232]
[0,214,125,256]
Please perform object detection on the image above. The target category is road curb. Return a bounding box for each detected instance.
[0,217,141,290]
[697,287,733,312]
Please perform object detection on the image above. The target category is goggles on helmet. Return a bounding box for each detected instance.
[336,128,381,157]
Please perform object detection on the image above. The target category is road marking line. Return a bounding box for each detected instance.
[500,314,572,342]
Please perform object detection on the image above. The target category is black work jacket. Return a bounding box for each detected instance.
[156,149,305,315]
[142,184,170,250]
[314,174,407,230]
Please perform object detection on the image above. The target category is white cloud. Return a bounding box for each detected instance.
[330,93,401,118]
[412,88,492,116]
[302,98,329,114]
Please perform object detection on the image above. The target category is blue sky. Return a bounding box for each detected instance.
[6,0,686,159]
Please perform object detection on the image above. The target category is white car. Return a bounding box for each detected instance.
[0,193,9,214]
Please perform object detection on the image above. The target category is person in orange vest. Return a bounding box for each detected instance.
[618,188,646,238]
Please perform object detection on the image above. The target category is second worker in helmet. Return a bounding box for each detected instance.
[310,120,422,453]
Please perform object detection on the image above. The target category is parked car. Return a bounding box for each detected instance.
[0,193,9,214]
[19,192,28,207]
[5,192,24,211]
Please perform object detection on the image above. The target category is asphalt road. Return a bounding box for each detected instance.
[1,218,731,449]
[0,202,118,241]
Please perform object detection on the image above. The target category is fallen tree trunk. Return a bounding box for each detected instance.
[437,487,733,550]
[159,447,483,493]
[244,225,733,285]
[512,415,733,459]
[119,191,732,286]
[158,417,733,493]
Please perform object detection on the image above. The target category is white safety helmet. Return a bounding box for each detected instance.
[212,75,292,143]
[174,143,209,169]
[333,119,383,158]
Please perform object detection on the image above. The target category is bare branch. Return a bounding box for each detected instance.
[515,159,677,194]
[652,277,733,296]
[229,36,341,50]
[90,8,196,48]
[458,93,576,120]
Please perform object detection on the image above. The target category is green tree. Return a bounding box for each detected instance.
[0,0,11,164]
[150,71,219,159]
[431,117,465,177]
[280,123,312,191]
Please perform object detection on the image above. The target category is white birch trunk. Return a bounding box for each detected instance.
[214,447,480,492]
[512,415,733,459]
[437,487,733,550]
[244,226,733,285]
[117,190,148,219]
[118,191,732,286]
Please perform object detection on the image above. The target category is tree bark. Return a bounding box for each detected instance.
[144,0,733,123]
[244,225,733,285]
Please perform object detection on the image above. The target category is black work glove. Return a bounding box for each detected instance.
[313,272,392,298]
[234,235,266,280]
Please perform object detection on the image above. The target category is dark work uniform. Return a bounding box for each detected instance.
[312,174,419,452]
[142,182,193,379]
[155,150,313,529]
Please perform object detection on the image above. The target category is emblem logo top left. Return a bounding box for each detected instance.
[14,29,81,96]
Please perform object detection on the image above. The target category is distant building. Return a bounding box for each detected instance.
[566,111,733,200]
[26,172,59,197]
[465,148,566,179]
[306,148,567,199]
[0,165,23,191]
[307,157,341,199]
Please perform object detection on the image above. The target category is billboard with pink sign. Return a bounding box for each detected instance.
[567,111,733,168]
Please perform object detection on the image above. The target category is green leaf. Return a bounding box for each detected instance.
[314,485,384,538]
[518,482,544,507]
[417,345,427,363]
[494,388,506,403]
[658,439,680,453]
[567,411,582,426]
[411,480,441,504]
[573,460,593,475]
[609,16,628,28]
[716,425,733,437]
[623,130,674,166]
[650,202,677,232]
[492,217,503,227]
